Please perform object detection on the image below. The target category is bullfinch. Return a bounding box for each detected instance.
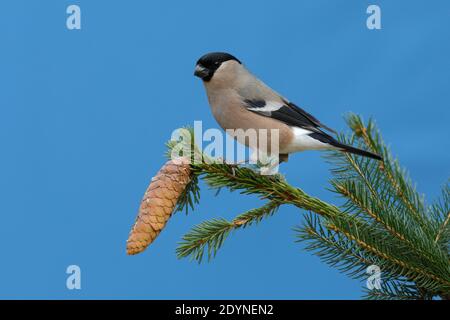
[194,52,382,163]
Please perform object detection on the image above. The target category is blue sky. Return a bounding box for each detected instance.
[0,0,449,299]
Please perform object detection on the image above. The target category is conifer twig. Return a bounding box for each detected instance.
[176,201,280,262]
[163,115,450,299]
[435,212,450,243]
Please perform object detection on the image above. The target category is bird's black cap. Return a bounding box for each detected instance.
[196,52,241,67]
[194,52,241,81]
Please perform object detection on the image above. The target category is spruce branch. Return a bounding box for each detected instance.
[346,115,432,234]
[298,216,423,299]
[435,212,450,244]
[191,163,450,290]
[296,213,390,281]
[325,220,449,291]
[363,282,422,300]
[326,117,450,287]
[432,182,450,246]
[190,163,341,219]
[176,201,280,262]
[163,114,450,299]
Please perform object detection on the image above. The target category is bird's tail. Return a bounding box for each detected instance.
[308,132,383,161]
[332,141,382,161]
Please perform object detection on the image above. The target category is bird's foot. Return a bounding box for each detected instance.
[227,159,250,176]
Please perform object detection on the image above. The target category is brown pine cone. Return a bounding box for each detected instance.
[126,157,191,255]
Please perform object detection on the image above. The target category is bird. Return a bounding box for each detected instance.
[194,52,382,163]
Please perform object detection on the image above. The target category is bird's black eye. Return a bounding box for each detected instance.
[214,61,220,65]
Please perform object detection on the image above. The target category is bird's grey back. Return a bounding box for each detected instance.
[235,66,284,103]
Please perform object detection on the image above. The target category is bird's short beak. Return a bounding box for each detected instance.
[194,64,210,79]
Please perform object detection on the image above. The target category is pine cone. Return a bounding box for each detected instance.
[126,157,191,255]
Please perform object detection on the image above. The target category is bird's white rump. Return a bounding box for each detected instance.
[282,127,331,153]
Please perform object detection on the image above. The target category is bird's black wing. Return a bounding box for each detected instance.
[244,99,337,134]
[244,98,382,161]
